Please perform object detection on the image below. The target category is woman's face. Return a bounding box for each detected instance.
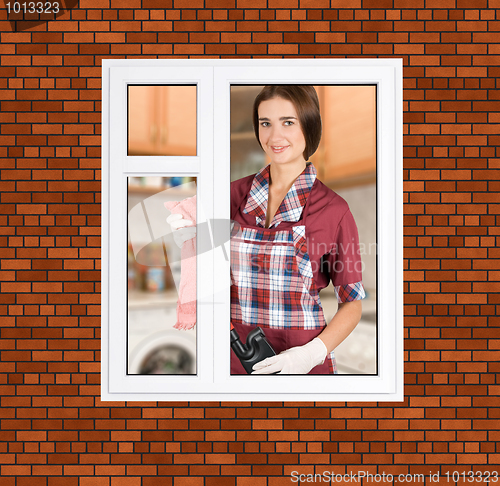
[257,97,307,168]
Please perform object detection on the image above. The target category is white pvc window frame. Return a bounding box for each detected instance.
[101,59,403,402]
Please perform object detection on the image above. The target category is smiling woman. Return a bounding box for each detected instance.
[253,85,322,163]
[257,97,307,168]
[229,85,365,375]
[258,96,309,229]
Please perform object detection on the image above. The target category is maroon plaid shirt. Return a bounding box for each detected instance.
[232,164,365,303]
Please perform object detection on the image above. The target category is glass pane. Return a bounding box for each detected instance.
[229,85,377,375]
[127,176,197,375]
[128,85,197,156]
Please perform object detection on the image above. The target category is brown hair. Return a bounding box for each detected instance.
[253,85,322,161]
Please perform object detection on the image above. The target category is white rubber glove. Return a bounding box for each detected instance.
[166,213,196,248]
[251,337,328,375]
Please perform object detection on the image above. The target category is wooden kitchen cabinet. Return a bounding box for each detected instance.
[128,85,197,156]
[315,85,376,188]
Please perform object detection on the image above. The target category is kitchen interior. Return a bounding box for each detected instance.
[231,85,377,374]
[127,84,377,375]
[127,85,197,375]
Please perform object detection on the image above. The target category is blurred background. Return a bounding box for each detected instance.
[127,85,198,375]
[231,85,377,374]
[127,83,198,375]
[127,176,197,375]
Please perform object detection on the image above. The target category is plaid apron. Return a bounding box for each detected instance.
[230,220,337,375]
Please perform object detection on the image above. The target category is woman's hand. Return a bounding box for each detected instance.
[166,213,196,248]
[252,300,363,374]
[251,337,328,375]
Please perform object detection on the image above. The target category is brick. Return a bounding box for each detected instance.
[0,3,499,481]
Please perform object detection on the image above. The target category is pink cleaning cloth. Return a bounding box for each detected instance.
[165,195,197,330]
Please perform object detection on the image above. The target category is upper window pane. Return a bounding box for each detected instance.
[128,85,197,156]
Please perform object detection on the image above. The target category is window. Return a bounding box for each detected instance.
[102,59,403,401]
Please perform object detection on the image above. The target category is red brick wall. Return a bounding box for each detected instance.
[1,2,499,484]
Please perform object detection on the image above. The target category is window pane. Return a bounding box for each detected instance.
[128,85,197,156]
[127,177,197,375]
[229,85,377,375]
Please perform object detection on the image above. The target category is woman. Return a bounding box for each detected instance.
[229,85,365,374]
[169,85,365,374]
